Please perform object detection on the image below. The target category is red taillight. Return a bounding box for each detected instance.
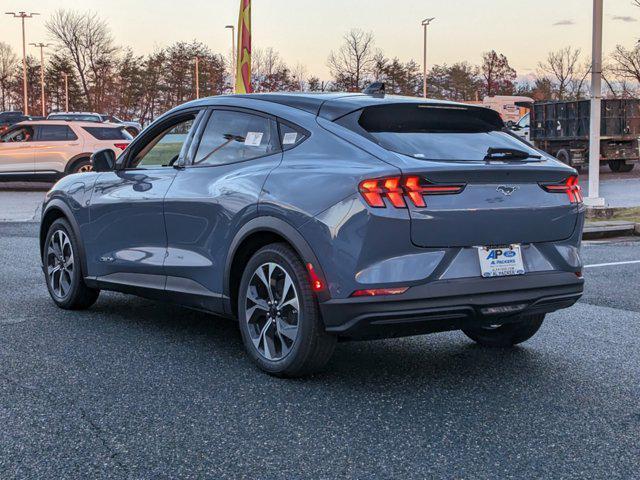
[114,142,129,151]
[351,287,409,297]
[306,263,324,292]
[359,176,465,208]
[540,175,582,203]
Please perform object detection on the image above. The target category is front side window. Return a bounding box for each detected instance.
[37,125,78,141]
[129,117,195,169]
[517,113,530,129]
[193,110,277,166]
[1,126,34,143]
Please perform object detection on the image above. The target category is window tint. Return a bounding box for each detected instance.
[48,114,101,122]
[37,125,78,141]
[131,118,195,169]
[336,104,541,161]
[279,122,307,150]
[193,110,277,166]
[83,126,133,140]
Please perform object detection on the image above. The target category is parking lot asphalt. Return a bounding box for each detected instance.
[0,222,638,479]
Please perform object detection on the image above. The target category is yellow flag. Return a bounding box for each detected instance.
[235,0,252,93]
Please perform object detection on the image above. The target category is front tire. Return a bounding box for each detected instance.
[462,314,544,347]
[44,218,99,310]
[238,243,336,377]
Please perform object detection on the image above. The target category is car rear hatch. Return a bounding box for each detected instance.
[337,102,581,248]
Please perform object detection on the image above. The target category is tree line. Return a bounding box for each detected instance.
[0,9,638,125]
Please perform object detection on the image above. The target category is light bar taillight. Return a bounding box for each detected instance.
[358,176,465,209]
[351,287,409,297]
[114,142,129,151]
[540,176,583,203]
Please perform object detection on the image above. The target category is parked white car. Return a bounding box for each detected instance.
[511,113,530,142]
[0,120,132,181]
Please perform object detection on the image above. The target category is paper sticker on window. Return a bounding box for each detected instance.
[244,132,263,146]
[282,132,298,145]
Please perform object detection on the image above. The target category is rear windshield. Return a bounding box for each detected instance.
[82,126,133,140]
[336,104,541,161]
[49,114,101,122]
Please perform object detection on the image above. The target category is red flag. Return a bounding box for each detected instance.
[235,0,252,93]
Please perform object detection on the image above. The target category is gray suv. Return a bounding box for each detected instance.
[40,93,584,376]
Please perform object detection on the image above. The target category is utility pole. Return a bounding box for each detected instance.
[5,12,40,116]
[225,25,236,90]
[195,56,200,99]
[30,42,51,117]
[421,17,435,98]
[586,0,605,206]
[62,73,69,111]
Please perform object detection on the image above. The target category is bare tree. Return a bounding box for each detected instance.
[46,10,117,110]
[610,44,640,84]
[0,42,17,110]
[291,62,307,91]
[327,29,376,92]
[538,47,582,100]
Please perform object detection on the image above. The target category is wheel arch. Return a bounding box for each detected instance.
[224,216,328,317]
[65,153,93,174]
[40,200,88,276]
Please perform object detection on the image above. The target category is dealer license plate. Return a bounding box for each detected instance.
[477,245,525,278]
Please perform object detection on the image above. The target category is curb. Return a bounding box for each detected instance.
[583,221,638,240]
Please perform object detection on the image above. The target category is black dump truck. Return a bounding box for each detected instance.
[519,99,640,173]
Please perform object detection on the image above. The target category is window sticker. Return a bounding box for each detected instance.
[244,131,263,146]
[282,132,298,145]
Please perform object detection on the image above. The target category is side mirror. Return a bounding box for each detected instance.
[91,148,116,172]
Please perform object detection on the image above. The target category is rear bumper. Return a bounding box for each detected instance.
[319,272,583,339]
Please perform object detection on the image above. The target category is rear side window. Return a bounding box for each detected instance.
[36,125,78,141]
[83,127,133,140]
[278,122,307,150]
[193,110,278,166]
[336,103,541,161]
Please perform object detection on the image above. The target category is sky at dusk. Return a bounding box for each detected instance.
[1,0,639,80]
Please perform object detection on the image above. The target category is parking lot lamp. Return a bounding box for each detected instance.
[30,42,52,117]
[586,0,605,206]
[421,17,435,98]
[5,11,40,116]
[62,73,69,112]
[225,25,236,90]
[195,56,200,99]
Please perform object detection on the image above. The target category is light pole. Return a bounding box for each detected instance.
[5,12,40,115]
[586,0,605,206]
[30,42,51,117]
[195,56,200,99]
[62,73,69,112]
[225,25,236,91]
[421,17,435,98]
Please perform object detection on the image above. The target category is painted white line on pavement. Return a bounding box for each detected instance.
[584,260,640,269]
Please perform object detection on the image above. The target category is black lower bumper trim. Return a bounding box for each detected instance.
[320,272,583,340]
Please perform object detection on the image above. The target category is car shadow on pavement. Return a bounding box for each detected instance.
[84,293,549,387]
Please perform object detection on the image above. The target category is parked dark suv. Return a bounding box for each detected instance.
[40,93,585,376]
[0,111,31,134]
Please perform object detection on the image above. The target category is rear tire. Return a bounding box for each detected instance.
[462,314,544,348]
[608,160,634,173]
[237,243,336,377]
[44,218,99,310]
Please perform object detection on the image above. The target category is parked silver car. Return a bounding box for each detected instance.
[0,120,132,180]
